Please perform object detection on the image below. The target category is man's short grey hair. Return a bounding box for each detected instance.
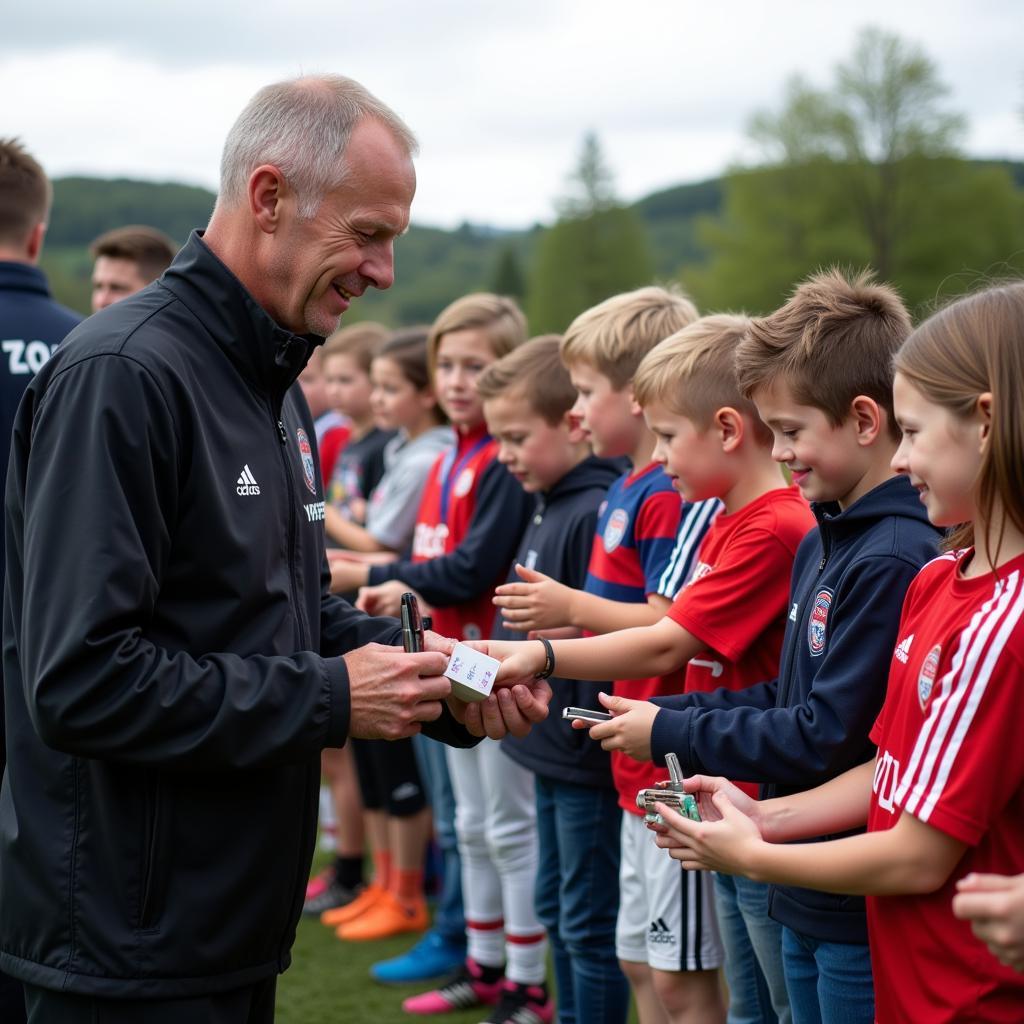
[219,74,418,219]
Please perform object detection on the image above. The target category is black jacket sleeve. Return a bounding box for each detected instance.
[649,556,916,786]
[367,459,533,607]
[17,355,377,771]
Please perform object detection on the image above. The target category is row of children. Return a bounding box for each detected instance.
[306,272,1024,1024]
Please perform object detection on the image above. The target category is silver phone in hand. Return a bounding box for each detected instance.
[562,706,613,724]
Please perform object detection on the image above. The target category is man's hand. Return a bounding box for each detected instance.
[344,642,451,740]
[493,564,575,632]
[444,638,552,739]
[583,693,658,761]
[953,873,1024,972]
[454,680,553,739]
[422,630,457,658]
[356,580,411,617]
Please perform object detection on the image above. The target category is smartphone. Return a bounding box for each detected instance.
[562,706,613,724]
[400,592,425,653]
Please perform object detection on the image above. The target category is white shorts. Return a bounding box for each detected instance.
[615,810,724,972]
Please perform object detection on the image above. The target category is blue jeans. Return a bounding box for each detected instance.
[714,874,791,1024]
[413,735,465,945]
[535,776,629,1024]
[780,927,873,1024]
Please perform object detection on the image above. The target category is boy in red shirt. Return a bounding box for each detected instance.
[487,314,813,1024]
[494,287,721,1023]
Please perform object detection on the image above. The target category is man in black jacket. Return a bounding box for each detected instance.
[0,76,548,1023]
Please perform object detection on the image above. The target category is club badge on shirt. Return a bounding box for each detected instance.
[918,644,941,709]
[807,588,834,657]
[603,508,629,552]
[296,429,317,495]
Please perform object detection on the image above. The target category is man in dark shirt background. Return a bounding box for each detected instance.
[89,224,177,312]
[0,136,81,1024]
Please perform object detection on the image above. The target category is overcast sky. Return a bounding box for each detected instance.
[4,1,1022,229]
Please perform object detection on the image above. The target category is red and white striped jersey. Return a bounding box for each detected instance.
[868,548,1024,1022]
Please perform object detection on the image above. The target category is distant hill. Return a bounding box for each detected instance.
[46,177,217,248]
[40,161,1021,321]
[40,172,726,319]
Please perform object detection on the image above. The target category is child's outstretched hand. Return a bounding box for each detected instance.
[689,774,759,824]
[582,693,657,761]
[493,564,575,632]
[651,784,764,875]
[953,873,1024,972]
[330,555,370,594]
[488,638,548,685]
[356,580,408,617]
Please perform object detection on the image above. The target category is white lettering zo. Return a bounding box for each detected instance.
[873,749,901,814]
[304,501,325,523]
[3,339,53,375]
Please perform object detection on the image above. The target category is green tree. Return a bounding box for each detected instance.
[690,27,1024,314]
[528,133,654,333]
[490,244,526,301]
[556,131,617,218]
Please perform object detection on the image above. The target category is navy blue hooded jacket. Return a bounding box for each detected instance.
[0,262,80,563]
[650,474,940,943]
[500,455,623,788]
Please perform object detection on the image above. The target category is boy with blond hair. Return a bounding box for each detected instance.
[489,289,728,1024]
[480,336,626,1023]
[487,312,816,1024]
[598,270,939,1024]
[333,294,541,1020]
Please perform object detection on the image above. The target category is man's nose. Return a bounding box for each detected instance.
[363,242,395,291]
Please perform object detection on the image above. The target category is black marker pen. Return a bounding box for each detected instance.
[400,591,424,653]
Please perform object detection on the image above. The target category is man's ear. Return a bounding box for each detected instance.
[25,222,46,263]
[849,395,884,447]
[716,406,745,453]
[248,165,288,235]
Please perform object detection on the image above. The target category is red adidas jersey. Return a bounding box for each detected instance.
[411,423,501,641]
[667,486,813,797]
[868,549,1024,1023]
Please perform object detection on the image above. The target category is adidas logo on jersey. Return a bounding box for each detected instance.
[894,633,914,664]
[648,918,677,945]
[236,465,261,496]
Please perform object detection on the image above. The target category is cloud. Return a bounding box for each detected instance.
[4,0,1022,228]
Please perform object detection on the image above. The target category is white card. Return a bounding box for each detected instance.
[445,643,498,703]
